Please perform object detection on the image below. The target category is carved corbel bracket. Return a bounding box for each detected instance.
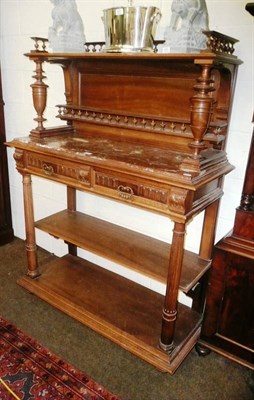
[59,61,73,106]
[168,187,191,215]
[13,149,24,169]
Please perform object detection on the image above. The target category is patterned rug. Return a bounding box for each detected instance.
[0,316,121,400]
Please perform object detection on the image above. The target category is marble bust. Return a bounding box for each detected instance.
[48,0,85,53]
[163,0,209,53]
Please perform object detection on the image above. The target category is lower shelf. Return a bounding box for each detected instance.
[18,254,202,374]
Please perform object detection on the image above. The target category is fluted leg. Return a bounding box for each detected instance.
[22,174,40,278]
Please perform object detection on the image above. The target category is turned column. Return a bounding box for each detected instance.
[189,62,215,158]
[160,222,186,352]
[191,200,220,313]
[30,58,48,137]
[22,174,40,278]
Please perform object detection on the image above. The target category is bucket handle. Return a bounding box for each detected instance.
[151,9,162,23]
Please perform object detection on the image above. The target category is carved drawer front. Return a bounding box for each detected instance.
[95,170,170,210]
[26,153,92,187]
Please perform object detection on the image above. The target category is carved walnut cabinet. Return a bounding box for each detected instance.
[198,120,254,370]
[7,34,241,373]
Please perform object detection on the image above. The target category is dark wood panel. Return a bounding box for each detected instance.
[199,121,254,369]
[79,73,194,119]
[217,250,254,347]
[199,232,254,368]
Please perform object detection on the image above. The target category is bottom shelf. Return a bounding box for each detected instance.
[18,254,202,374]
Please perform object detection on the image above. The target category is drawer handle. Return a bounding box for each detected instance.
[117,185,134,200]
[42,163,54,176]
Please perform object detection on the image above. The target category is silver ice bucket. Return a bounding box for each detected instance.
[102,6,161,53]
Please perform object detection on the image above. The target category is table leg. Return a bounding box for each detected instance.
[160,222,186,352]
[67,186,77,256]
[199,200,220,260]
[22,174,39,278]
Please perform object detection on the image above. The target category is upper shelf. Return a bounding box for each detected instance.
[27,31,242,64]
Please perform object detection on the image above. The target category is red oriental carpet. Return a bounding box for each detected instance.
[0,316,122,400]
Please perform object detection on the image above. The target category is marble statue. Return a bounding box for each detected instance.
[48,0,85,53]
[163,0,209,53]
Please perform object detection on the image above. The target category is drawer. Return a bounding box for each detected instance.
[25,152,92,187]
[95,170,189,214]
[95,170,192,215]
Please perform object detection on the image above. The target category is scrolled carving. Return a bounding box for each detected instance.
[42,163,54,176]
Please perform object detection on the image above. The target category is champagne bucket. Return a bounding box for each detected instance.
[102,6,161,52]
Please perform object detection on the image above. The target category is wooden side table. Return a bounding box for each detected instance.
[7,33,241,373]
